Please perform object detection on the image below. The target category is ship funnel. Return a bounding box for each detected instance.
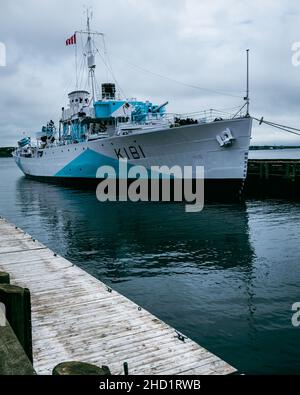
[102,83,116,100]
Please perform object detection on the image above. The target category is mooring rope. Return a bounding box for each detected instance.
[253,116,300,138]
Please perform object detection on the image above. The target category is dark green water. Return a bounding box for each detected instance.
[1,158,300,374]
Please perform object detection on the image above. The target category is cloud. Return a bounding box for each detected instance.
[1,0,300,146]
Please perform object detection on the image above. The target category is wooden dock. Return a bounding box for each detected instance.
[246,159,300,197]
[248,159,300,182]
[0,217,236,375]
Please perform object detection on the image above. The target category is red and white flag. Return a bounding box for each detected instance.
[66,33,76,46]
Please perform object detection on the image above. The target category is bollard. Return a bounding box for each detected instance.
[0,272,10,284]
[52,362,111,376]
[0,284,32,362]
[123,362,129,375]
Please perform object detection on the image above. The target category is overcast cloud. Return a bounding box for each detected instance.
[1,0,300,146]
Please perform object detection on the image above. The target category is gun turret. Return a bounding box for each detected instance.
[152,101,169,113]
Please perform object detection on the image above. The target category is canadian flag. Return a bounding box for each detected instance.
[66,33,76,46]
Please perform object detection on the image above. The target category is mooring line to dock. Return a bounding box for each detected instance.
[253,116,300,138]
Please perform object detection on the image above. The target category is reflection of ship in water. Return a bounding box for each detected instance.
[16,176,255,278]
[15,175,258,369]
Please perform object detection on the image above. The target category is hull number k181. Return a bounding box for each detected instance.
[114,145,146,160]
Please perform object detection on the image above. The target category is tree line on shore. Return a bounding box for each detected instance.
[0,147,14,157]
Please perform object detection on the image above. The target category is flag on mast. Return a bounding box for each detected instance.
[66,33,76,46]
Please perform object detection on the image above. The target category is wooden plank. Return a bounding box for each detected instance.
[0,249,58,264]
[0,246,47,255]
[0,235,33,242]
[0,218,236,375]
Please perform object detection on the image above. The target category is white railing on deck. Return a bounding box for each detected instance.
[167,108,247,125]
[130,107,247,127]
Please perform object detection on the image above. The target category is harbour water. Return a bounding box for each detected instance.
[0,157,300,374]
[249,148,300,160]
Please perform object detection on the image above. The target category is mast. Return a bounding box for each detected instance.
[73,11,104,102]
[86,10,97,104]
[246,49,250,116]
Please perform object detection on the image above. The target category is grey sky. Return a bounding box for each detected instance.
[1,0,300,146]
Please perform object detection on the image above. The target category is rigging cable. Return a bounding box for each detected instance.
[72,32,245,101]
[110,57,244,99]
[95,46,126,99]
[78,32,88,90]
[101,35,126,98]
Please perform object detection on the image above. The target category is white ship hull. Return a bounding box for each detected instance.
[14,117,252,197]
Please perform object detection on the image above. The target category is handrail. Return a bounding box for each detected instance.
[130,107,247,126]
